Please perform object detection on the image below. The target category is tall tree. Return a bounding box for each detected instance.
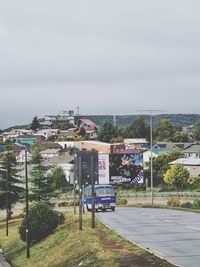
[0,153,24,215]
[98,120,118,143]
[164,163,189,189]
[193,120,200,141]
[79,127,86,137]
[3,138,13,151]
[57,121,74,130]
[47,166,66,191]
[171,131,189,142]
[150,150,184,179]
[30,116,40,131]
[123,116,150,140]
[155,119,177,142]
[30,143,51,200]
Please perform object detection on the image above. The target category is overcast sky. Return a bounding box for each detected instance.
[1,0,200,129]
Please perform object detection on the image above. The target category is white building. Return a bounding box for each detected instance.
[124,138,148,150]
[40,148,61,159]
[34,129,53,140]
[56,141,80,149]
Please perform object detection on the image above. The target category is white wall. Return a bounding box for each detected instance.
[56,141,80,149]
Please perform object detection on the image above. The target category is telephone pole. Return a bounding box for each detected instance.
[25,149,30,258]
[136,109,165,204]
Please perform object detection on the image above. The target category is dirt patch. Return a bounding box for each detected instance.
[98,230,124,250]
[98,229,174,267]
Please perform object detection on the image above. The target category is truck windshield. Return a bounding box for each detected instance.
[96,188,115,196]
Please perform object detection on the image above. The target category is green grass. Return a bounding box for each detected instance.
[0,212,175,267]
[0,215,5,221]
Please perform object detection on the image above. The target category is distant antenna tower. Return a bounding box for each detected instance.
[113,115,117,126]
[76,105,80,115]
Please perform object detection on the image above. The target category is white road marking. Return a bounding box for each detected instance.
[186,226,200,231]
[165,220,175,223]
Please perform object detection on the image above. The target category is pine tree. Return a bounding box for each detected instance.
[30,143,52,200]
[98,120,118,143]
[123,116,150,140]
[30,116,40,131]
[0,153,24,216]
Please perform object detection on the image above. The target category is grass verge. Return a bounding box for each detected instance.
[0,212,175,267]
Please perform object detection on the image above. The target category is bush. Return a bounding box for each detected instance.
[19,202,62,243]
[117,198,128,205]
[192,198,200,209]
[58,201,68,207]
[167,198,180,207]
[181,202,193,209]
[58,212,65,224]
[57,200,79,207]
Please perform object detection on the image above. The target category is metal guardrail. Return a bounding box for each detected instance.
[118,192,200,198]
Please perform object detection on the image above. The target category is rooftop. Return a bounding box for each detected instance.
[124,138,148,144]
[170,157,200,166]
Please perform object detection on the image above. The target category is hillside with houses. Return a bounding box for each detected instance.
[1,110,200,191]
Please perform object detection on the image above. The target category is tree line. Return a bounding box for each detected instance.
[98,116,200,143]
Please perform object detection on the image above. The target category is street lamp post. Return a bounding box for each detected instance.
[5,168,9,236]
[25,149,30,258]
[136,109,165,204]
[150,111,153,204]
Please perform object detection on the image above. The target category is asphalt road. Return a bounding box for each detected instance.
[0,254,11,267]
[97,207,200,267]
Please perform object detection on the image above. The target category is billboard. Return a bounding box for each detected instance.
[109,152,144,184]
[98,154,110,184]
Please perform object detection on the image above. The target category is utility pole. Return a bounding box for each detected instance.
[76,105,80,116]
[5,168,8,237]
[78,156,83,230]
[136,109,165,204]
[73,174,76,214]
[113,115,117,127]
[25,149,30,258]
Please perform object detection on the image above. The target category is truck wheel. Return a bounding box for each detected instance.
[86,205,91,212]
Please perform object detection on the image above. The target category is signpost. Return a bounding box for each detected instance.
[74,150,98,230]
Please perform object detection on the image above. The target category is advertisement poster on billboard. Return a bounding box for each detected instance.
[98,153,110,184]
[109,152,144,185]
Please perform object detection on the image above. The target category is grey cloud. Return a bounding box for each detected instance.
[1,0,200,128]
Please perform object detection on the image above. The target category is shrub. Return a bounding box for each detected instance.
[167,198,180,207]
[117,198,128,205]
[57,200,79,207]
[19,201,62,243]
[181,202,193,209]
[58,212,65,224]
[58,201,68,207]
[192,198,200,209]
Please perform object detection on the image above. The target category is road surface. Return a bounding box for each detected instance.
[0,253,11,267]
[97,207,200,267]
